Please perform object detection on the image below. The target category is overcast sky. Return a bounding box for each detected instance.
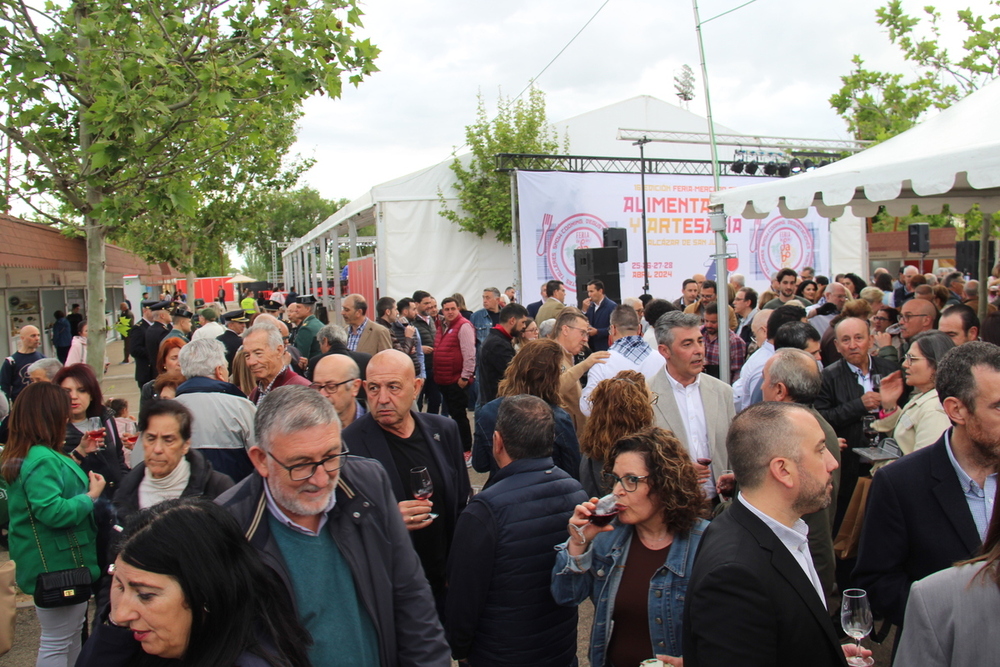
[291,0,992,203]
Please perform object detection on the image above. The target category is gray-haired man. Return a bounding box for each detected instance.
[218,385,450,667]
[174,338,257,482]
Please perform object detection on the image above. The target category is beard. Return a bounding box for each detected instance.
[792,473,832,516]
[266,476,335,519]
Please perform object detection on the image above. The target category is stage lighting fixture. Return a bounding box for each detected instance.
[803,159,815,171]
[730,160,745,174]
[778,163,791,177]
[745,161,759,175]
[789,158,803,173]
[820,160,831,168]
[763,162,778,176]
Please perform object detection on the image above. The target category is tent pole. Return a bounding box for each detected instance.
[510,170,521,301]
[979,213,993,325]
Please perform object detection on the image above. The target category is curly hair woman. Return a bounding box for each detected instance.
[578,370,655,497]
[552,426,709,667]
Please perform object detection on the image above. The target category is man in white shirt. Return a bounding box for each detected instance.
[648,311,734,502]
[191,307,226,342]
[683,402,865,667]
[580,305,664,416]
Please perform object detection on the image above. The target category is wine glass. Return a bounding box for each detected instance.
[862,415,879,448]
[410,466,438,520]
[119,421,139,450]
[588,494,619,526]
[719,469,736,501]
[83,416,106,452]
[841,588,874,666]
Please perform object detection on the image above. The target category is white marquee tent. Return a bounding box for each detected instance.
[283,95,867,310]
[712,78,1000,219]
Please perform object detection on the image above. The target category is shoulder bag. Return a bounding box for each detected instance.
[25,490,92,608]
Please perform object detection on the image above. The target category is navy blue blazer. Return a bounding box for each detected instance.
[341,411,471,546]
[853,432,982,626]
[586,297,616,352]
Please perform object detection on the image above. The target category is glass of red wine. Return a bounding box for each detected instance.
[719,469,736,501]
[410,466,438,520]
[588,494,619,526]
[84,417,106,452]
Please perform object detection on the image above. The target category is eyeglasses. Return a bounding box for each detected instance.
[602,472,649,493]
[310,379,354,394]
[565,325,589,335]
[903,354,925,364]
[872,316,889,322]
[266,447,350,481]
[899,313,930,322]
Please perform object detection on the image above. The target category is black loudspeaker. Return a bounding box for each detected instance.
[955,241,996,280]
[908,223,930,254]
[603,227,628,263]
[575,247,621,306]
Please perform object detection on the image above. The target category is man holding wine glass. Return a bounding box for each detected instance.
[683,402,870,667]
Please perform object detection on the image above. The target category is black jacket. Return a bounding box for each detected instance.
[683,499,848,667]
[216,457,450,667]
[144,321,170,376]
[445,457,586,666]
[129,319,151,386]
[62,407,129,500]
[218,328,243,370]
[112,449,234,525]
[476,326,516,407]
[306,341,372,381]
[412,316,437,374]
[853,433,982,626]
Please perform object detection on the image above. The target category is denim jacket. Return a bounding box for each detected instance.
[550,518,708,665]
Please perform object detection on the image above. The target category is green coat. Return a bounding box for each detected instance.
[295,314,323,359]
[7,446,98,596]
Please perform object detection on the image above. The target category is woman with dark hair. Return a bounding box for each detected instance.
[77,498,312,667]
[139,337,187,421]
[54,363,129,499]
[552,426,709,667]
[874,330,954,461]
[840,272,867,298]
[512,317,538,352]
[796,279,819,303]
[874,272,895,305]
[578,370,655,497]
[895,497,1000,666]
[472,339,581,480]
[1,382,105,667]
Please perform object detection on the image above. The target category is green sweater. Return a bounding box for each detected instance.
[6,445,98,595]
[268,514,379,667]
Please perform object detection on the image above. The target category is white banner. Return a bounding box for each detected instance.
[517,171,830,303]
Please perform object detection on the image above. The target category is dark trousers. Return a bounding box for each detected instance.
[439,382,472,451]
[419,374,445,415]
[56,346,70,363]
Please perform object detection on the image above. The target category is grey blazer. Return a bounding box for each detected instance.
[648,368,735,470]
[895,562,1000,667]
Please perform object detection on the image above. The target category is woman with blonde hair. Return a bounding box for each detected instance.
[471,339,581,480]
[578,370,655,497]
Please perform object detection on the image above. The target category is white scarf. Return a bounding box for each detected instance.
[138,456,191,509]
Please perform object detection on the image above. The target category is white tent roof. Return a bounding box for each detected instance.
[712,78,1000,219]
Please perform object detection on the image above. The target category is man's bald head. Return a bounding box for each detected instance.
[315,353,360,382]
[254,313,289,339]
[900,297,938,340]
[313,353,362,422]
[19,325,41,353]
[367,348,416,379]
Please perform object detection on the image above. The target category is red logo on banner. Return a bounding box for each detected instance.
[545,213,607,292]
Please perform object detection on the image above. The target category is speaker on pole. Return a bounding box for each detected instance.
[908,223,930,254]
[603,227,628,263]
[955,240,995,280]
[574,247,621,306]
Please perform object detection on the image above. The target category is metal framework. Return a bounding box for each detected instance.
[495,153,755,177]
[616,129,870,154]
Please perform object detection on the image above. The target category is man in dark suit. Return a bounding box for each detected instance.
[129,300,156,388]
[144,302,173,378]
[306,323,371,381]
[815,316,902,530]
[341,349,471,613]
[854,342,1000,628]
[217,310,249,371]
[684,402,862,667]
[583,279,616,352]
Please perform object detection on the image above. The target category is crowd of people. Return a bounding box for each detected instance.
[0,264,999,667]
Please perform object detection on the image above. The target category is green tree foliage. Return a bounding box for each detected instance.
[0,0,378,374]
[440,87,564,243]
[830,1,999,234]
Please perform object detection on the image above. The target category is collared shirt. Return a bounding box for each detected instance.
[732,341,774,412]
[735,307,758,339]
[263,476,337,537]
[258,365,291,401]
[347,318,367,351]
[702,328,748,381]
[846,360,875,393]
[614,335,653,364]
[664,370,715,498]
[738,493,827,609]
[944,429,998,542]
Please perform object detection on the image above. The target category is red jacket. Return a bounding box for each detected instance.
[434,315,472,385]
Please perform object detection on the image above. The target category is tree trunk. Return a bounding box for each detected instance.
[979,213,993,325]
[182,238,197,306]
[85,218,108,379]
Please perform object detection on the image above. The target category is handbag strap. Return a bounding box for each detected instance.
[23,461,87,572]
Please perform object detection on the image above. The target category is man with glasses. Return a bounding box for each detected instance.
[733,287,759,346]
[554,309,610,431]
[220,385,450,667]
[312,353,364,428]
[342,349,470,614]
[899,297,938,347]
